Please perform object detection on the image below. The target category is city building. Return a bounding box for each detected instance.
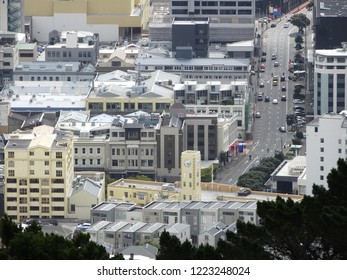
[180,150,201,201]
[306,111,347,194]
[45,31,99,66]
[4,125,74,223]
[136,53,250,83]
[314,44,347,116]
[0,0,24,33]
[269,156,307,195]
[149,0,255,43]
[13,61,95,82]
[67,171,105,221]
[86,69,180,115]
[198,222,236,248]
[313,0,347,49]
[172,18,209,58]
[23,0,150,42]
[0,80,91,112]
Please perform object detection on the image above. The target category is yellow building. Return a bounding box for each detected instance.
[4,125,74,223]
[107,179,180,206]
[180,150,201,201]
[24,0,150,42]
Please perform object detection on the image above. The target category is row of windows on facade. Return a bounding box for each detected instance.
[6,179,64,185]
[8,160,63,168]
[172,1,252,7]
[316,56,347,63]
[19,76,74,81]
[7,196,64,203]
[7,151,62,158]
[73,147,155,156]
[8,170,64,177]
[88,103,170,111]
[109,191,146,201]
[149,65,248,71]
[172,9,252,15]
[46,51,92,58]
[6,206,65,213]
[319,137,347,145]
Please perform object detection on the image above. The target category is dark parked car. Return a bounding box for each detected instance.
[262,51,267,56]
[271,23,277,28]
[280,75,285,82]
[265,95,270,102]
[261,57,266,62]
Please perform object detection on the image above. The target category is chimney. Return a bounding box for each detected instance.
[342,42,347,51]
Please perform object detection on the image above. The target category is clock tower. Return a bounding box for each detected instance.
[180,150,201,201]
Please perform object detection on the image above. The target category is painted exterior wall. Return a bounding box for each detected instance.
[180,150,201,201]
[306,113,347,194]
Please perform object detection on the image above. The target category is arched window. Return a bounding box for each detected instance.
[19,76,23,81]
[56,77,59,81]
[37,77,41,81]
[49,77,53,81]
[43,76,47,81]
[31,76,35,81]
[67,76,71,81]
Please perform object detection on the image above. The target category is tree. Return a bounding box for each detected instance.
[237,171,268,191]
[295,35,304,44]
[286,114,296,127]
[295,130,304,140]
[291,13,311,32]
[0,214,22,248]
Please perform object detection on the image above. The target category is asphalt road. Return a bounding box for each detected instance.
[216,9,312,185]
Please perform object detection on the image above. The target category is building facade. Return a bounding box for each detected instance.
[314,45,347,116]
[180,150,201,201]
[4,125,74,223]
[24,0,150,42]
[149,0,255,43]
[306,112,347,195]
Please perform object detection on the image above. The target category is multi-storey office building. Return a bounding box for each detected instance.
[149,0,255,43]
[306,111,347,195]
[4,125,74,223]
[45,31,99,66]
[136,54,250,83]
[13,61,95,82]
[24,0,150,42]
[314,45,347,116]
[0,31,19,89]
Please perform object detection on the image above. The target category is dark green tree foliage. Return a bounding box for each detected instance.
[0,214,22,248]
[0,219,110,259]
[274,151,285,162]
[291,13,311,32]
[156,230,184,260]
[237,171,268,191]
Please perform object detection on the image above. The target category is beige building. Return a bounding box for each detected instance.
[24,0,150,42]
[4,125,74,223]
[180,150,201,201]
[107,179,180,206]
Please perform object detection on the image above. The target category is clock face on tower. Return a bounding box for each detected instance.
[184,159,192,167]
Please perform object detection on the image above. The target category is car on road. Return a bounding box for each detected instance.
[265,95,270,102]
[250,70,256,75]
[281,85,286,91]
[259,82,265,88]
[294,106,305,110]
[295,111,306,117]
[257,94,264,101]
[293,99,305,104]
[262,51,267,56]
[261,57,266,62]
[272,79,278,86]
[271,54,277,60]
[281,95,286,101]
[280,75,286,82]
[284,23,290,28]
[272,98,278,104]
[271,23,277,28]
[274,61,279,67]
[279,127,286,133]
[255,112,261,118]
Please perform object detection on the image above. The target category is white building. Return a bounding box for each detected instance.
[306,111,347,194]
[314,43,347,116]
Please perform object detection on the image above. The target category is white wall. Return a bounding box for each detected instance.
[32,14,119,42]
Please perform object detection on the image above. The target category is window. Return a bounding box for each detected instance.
[8,170,15,176]
[320,157,324,162]
[338,148,342,154]
[320,175,324,180]
[71,204,75,212]
[90,148,93,154]
[320,166,324,171]
[56,170,63,177]
[45,170,49,175]
[320,138,324,143]
[30,151,34,156]
[45,161,49,166]
[315,127,318,132]
[97,148,100,154]
[8,152,14,158]
[82,148,86,154]
[30,161,34,166]
[56,161,63,168]
[320,147,324,152]
[338,139,342,144]
[8,161,14,167]
[30,170,35,175]
[56,152,62,158]
[19,189,27,195]
[75,148,78,154]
